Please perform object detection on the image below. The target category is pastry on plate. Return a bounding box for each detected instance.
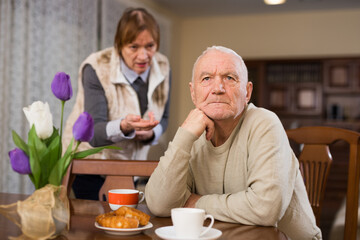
[115,206,150,226]
[96,206,150,228]
[97,215,139,228]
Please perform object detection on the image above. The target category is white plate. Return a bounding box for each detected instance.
[95,221,153,236]
[155,226,222,240]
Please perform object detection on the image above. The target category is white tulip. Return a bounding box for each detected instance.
[23,101,54,140]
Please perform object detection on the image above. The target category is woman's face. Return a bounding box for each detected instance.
[121,30,157,75]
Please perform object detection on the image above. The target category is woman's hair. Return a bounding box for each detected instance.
[114,8,160,55]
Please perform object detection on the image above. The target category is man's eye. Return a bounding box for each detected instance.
[226,76,234,80]
[130,45,138,50]
[203,77,210,81]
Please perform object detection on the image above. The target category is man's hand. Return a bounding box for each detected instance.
[181,108,214,141]
[184,193,202,208]
[120,112,159,136]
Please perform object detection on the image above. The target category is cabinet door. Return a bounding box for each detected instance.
[268,83,322,116]
[246,61,266,107]
[292,83,322,115]
[324,59,360,93]
[265,61,322,116]
[268,84,290,112]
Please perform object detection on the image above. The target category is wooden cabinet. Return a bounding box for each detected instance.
[245,57,360,131]
[323,59,360,130]
[268,82,323,115]
[324,59,360,93]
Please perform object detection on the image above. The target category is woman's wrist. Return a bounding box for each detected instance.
[120,119,133,136]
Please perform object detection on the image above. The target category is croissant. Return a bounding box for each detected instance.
[97,215,139,228]
[96,206,150,228]
[95,211,115,223]
[115,206,150,226]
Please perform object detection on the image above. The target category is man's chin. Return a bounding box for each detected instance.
[203,111,234,121]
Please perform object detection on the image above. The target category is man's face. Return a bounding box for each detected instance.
[190,50,252,121]
[121,30,157,75]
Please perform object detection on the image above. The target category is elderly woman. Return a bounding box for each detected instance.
[63,7,171,200]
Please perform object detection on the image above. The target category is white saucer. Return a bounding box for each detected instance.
[95,221,153,235]
[155,226,222,240]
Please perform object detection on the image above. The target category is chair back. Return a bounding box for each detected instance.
[286,126,360,240]
[62,159,158,201]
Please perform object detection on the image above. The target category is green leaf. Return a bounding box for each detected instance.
[43,127,59,146]
[45,127,62,160]
[28,126,43,189]
[48,138,74,186]
[46,136,61,171]
[61,155,73,183]
[72,146,121,159]
[28,173,36,186]
[12,130,29,155]
[36,135,61,187]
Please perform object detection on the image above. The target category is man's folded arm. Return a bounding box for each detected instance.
[145,127,197,216]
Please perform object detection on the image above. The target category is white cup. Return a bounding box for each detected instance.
[171,208,214,239]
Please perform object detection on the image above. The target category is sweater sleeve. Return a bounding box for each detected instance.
[195,110,297,227]
[83,64,114,147]
[83,64,137,146]
[145,127,196,216]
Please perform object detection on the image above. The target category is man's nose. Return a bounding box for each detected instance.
[212,77,225,93]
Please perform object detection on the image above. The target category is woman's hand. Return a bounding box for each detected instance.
[120,112,159,136]
[135,130,155,141]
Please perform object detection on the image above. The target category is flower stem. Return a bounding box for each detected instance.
[60,100,65,139]
[73,141,81,153]
[58,100,65,160]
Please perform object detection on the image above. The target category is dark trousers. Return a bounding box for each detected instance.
[72,175,149,201]
[72,175,105,201]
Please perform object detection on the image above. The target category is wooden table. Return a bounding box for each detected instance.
[0,192,288,239]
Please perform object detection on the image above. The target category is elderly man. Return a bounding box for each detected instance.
[145,46,322,240]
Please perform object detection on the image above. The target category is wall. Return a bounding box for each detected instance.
[167,9,360,139]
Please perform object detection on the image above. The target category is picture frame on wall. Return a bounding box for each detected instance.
[323,60,358,93]
[329,65,349,87]
[297,88,316,109]
[293,84,322,115]
[269,87,287,110]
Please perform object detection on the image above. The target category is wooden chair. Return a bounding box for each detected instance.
[62,159,159,201]
[286,126,360,240]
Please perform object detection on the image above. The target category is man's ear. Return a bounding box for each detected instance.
[245,81,253,103]
[189,82,196,104]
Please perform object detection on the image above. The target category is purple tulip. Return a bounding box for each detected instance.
[51,72,73,101]
[9,148,31,174]
[72,112,94,142]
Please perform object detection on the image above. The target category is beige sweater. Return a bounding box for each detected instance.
[145,103,322,240]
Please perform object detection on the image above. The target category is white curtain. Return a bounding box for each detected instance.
[0,0,98,194]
